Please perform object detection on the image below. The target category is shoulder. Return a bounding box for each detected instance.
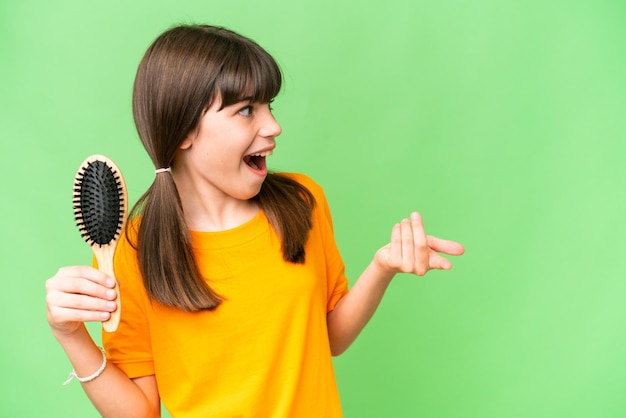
[115,217,140,267]
[272,172,334,225]
[121,217,141,246]
[274,172,325,198]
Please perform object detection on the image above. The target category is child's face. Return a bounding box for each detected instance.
[174,96,282,203]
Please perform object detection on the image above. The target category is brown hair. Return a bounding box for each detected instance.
[130,24,315,311]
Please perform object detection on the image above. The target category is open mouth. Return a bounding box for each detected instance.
[243,150,273,172]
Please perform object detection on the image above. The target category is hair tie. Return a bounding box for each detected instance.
[155,167,171,174]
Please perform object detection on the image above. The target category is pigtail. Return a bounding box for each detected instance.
[257,173,316,263]
[131,175,222,311]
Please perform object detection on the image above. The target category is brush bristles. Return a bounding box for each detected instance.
[73,160,125,247]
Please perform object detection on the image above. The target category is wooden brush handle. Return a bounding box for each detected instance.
[93,244,121,332]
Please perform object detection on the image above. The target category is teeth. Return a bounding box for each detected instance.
[249,150,273,157]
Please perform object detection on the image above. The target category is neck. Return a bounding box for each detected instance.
[183,198,259,232]
[173,177,260,232]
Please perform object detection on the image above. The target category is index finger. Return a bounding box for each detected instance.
[427,236,465,256]
[54,266,114,287]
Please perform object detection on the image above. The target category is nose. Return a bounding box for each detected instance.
[259,109,282,138]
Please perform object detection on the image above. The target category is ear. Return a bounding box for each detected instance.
[179,133,194,150]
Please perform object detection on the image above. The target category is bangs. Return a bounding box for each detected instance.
[216,42,282,108]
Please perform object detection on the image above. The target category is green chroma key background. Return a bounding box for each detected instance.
[1,0,625,417]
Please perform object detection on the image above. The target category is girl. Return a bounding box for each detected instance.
[46,24,464,417]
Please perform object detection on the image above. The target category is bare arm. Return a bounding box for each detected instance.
[46,267,160,417]
[327,212,464,356]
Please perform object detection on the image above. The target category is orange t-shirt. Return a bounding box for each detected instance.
[103,173,349,417]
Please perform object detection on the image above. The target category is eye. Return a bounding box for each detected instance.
[237,105,253,117]
[269,99,275,111]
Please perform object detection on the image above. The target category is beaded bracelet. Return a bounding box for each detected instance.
[62,346,107,386]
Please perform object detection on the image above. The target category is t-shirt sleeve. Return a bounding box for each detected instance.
[101,229,155,379]
[319,192,350,312]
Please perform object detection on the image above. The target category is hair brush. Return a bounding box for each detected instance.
[73,155,128,332]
